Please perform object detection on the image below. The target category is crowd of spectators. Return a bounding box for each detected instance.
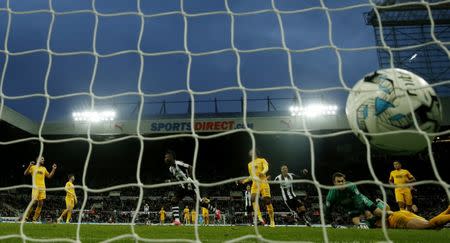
[1,184,448,225]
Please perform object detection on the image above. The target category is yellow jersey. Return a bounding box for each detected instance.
[159,210,165,218]
[183,208,190,217]
[65,181,76,199]
[390,169,413,186]
[29,165,49,188]
[202,207,209,216]
[244,158,269,183]
[191,211,197,222]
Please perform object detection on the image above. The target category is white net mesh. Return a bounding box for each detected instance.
[0,0,449,242]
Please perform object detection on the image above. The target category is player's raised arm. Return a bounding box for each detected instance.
[47,164,57,179]
[24,161,35,175]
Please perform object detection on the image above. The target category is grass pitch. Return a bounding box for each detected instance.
[0,223,449,243]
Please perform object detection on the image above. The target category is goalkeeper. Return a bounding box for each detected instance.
[324,172,382,228]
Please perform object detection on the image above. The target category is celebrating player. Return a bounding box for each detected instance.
[240,148,275,227]
[163,150,217,225]
[183,206,190,224]
[23,156,57,222]
[57,174,77,223]
[325,172,382,228]
[389,161,416,211]
[159,207,166,224]
[273,165,310,226]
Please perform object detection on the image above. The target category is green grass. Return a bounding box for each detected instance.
[0,223,449,243]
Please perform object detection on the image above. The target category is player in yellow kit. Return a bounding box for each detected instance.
[369,200,450,229]
[202,207,210,225]
[23,156,57,222]
[57,174,77,223]
[191,209,197,224]
[159,207,166,224]
[389,161,416,211]
[240,148,275,227]
[183,206,190,224]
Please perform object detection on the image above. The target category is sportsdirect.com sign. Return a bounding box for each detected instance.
[150,120,254,133]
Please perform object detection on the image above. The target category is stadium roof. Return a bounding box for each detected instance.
[1,96,449,135]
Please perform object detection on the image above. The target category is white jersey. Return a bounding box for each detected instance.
[244,190,252,208]
[169,160,191,189]
[274,173,297,201]
[144,205,149,214]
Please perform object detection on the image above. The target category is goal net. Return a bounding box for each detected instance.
[0,0,449,242]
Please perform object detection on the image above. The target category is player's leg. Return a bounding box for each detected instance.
[33,200,44,221]
[171,189,184,225]
[395,189,406,210]
[405,218,432,229]
[404,189,413,212]
[250,193,264,224]
[245,205,253,224]
[429,205,450,228]
[250,182,264,224]
[24,199,36,221]
[292,198,311,226]
[58,209,68,223]
[261,183,274,227]
[284,199,298,219]
[32,190,45,222]
[58,197,71,223]
[66,198,74,223]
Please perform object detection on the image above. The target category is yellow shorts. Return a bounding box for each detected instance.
[251,181,271,198]
[32,188,46,201]
[65,197,75,209]
[160,217,165,221]
[388,210,426,229]
[395,188,413,205]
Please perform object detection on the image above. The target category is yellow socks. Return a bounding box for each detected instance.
[66,210,72,223]
[33,205,42,221]
[252,202,263,222]
[267,203,275,226]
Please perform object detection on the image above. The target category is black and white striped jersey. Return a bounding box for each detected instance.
[244,190,252,208]
[274,173,298,201]
[168,160,191,188]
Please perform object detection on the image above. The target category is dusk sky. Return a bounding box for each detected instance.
[1,0,386,121]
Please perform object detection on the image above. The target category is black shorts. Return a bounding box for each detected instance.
[246,205,253,214]
[285,197,304,211]
[174,186,198,201]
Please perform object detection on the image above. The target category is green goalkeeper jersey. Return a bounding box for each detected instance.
[324,182,375,221]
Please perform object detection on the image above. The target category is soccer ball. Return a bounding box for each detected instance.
[346,68,441,154]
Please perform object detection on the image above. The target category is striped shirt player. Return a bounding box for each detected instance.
[164,150,217,225]
[274,165,310,225]
[244,185,252,216]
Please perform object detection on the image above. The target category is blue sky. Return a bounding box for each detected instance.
[0,0,382,121]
